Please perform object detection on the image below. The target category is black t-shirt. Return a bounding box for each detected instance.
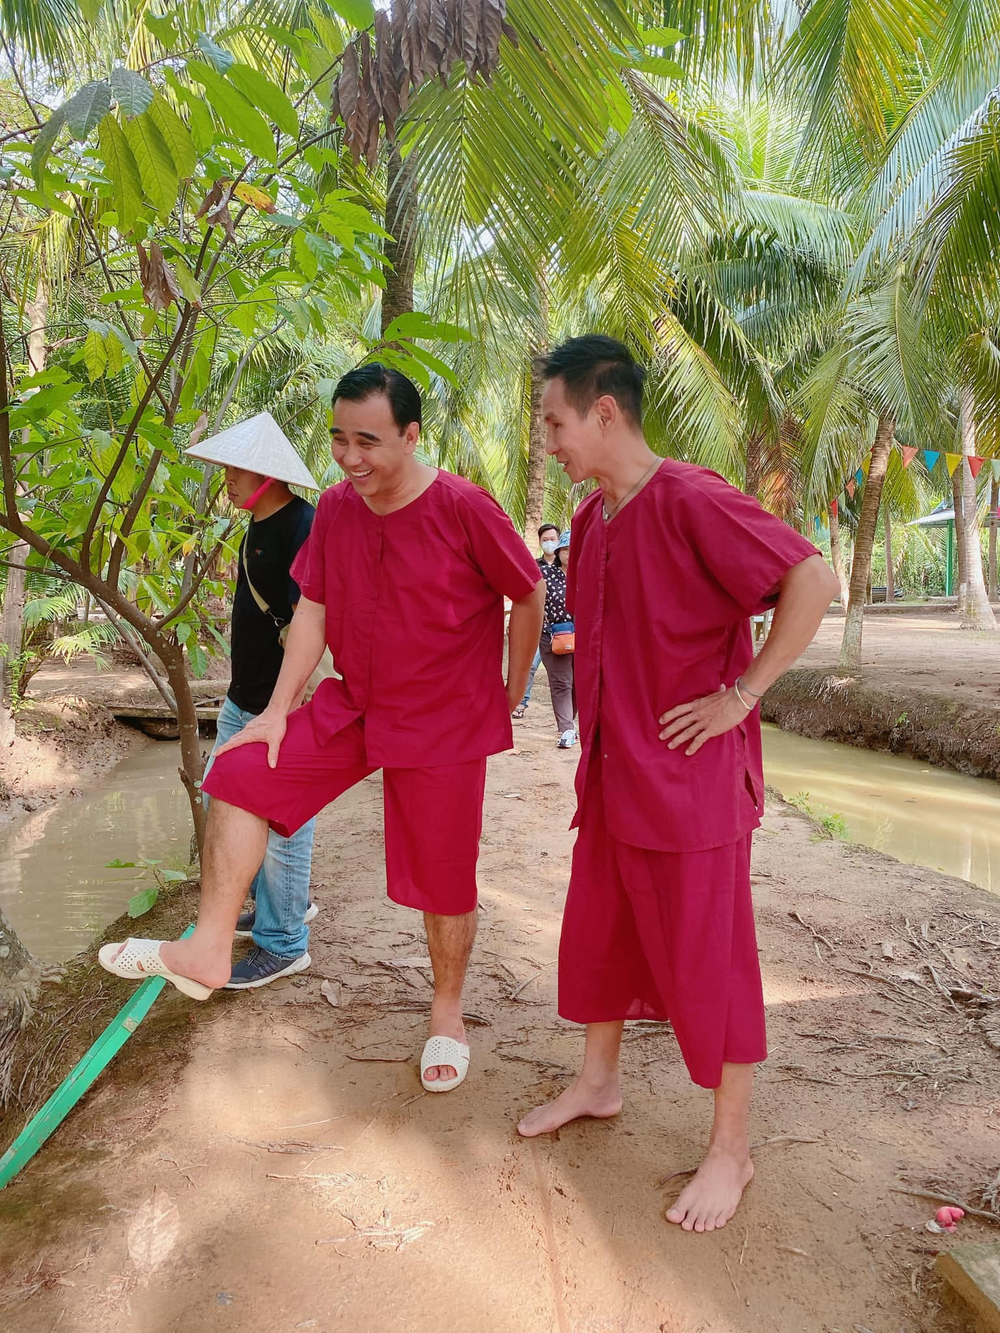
[228,495,315,715]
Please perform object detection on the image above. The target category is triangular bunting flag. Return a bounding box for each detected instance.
[855,468,864,486]
[924,450,940,472]
[993,459,1000,483]
[862,455,871,477]
[846,479,856,498]
[901,446,918,468]
[945,453,962,476]
[813,516,821,532]
[969,456,985,479]
[831,498,839,518]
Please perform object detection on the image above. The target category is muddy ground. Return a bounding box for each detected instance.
[0,694,139,824]
[765,607,1000,779]
[1,690,998,1333]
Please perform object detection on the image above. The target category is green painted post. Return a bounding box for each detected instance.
[0,926,195,1190]
[946,519,955,596]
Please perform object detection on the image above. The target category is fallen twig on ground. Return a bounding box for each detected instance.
[509,964,554,1001]
[789,911,836,955]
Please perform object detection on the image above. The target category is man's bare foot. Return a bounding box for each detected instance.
[517,1075,622,1137]
[157,938,231,989]
[423,1003,466,1083]
[665,1144,754,1232]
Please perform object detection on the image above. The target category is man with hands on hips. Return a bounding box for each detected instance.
[517,336,839,1236]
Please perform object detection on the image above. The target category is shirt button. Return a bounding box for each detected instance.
[603,752,609,760]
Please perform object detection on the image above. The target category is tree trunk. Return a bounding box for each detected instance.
[157,641,207,855]
[0,278,48,711]
[959,390,997,629]
[381,144,417,337]
[989,475,999,601]
[522,272,550,542]
[884,517,894,601]
[839,418,894,669]
[0,901,49,1103]
[829,502,850,606]
[952,463,968,613]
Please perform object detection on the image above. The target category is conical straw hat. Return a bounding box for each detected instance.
[185,412,321,490]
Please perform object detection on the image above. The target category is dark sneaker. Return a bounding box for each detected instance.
[234,900,319,938]
[224,946,311,989]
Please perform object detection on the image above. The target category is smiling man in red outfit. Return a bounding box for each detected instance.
[517,337,839,1230]
[100,365,544,1092]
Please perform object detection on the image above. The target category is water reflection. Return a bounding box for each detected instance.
[0,741,193,963]
[762,725,1000,895]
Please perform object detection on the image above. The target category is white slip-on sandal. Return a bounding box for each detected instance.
[420,1035,470,1093]
[97,938,214,1001]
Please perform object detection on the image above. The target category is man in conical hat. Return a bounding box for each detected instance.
[187,412,324,988]
[101,368,544,1093]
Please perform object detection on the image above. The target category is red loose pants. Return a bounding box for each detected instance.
[203,706,486,916]
[558,761,768,1088]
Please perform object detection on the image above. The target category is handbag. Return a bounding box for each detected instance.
[239,542,339,703]
[549,620,575,655]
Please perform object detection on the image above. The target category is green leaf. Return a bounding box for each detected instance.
[144,11,178,45]
[64,81,113,141]
[84,328,108,381]
[328,0,374,31]
[164,70,217,155]
[175,621,192,643]
[31,107,67,185]
[15,186,74,216]
[148,94,197,180]
[641,27,684,48]
[159,868,188,882]
[127,887,159,917]
[173,258,202,304]
[632,56,685,79]
[187,642,208,678]
[196,32,235,74]
[292,228,319,279]
[381,311,472,342]
[187,63,277,163]
[106,858,137,867]
[226,63,299,138]
[227,299,259,337]
[104,332,124,376]
[98,116,144,233]
[111,67,154,117]
[125,111,179,214]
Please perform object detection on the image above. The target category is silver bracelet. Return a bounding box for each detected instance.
[733,677,757,710]
[737,675,763,698]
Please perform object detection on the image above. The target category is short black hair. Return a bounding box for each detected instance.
[538,523,559,539]
[332,362,422,431]
[538,335,645,427]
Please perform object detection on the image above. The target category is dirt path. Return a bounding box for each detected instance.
[2,704,999,1332]
[801,606,1000,711]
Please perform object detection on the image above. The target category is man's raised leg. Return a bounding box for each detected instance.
[517,1020,624,1136]
[664,1061,754,1233]
[422,910,476,1083]
[155,798,269,988]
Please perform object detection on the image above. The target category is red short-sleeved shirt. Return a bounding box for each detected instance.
[291,470,541,768]
[568,458,819,852]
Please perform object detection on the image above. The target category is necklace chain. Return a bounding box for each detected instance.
[602,459,660,523]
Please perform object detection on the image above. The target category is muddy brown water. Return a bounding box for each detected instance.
[762,724,1000,895]
[0,740,193,963]
[1,727,997,965]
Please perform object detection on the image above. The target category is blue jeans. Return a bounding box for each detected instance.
[520,647,542,708]
[203,696,316,958]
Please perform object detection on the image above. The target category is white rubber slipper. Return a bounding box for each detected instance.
[420,1035,470,1093]
[97,938,214,1001]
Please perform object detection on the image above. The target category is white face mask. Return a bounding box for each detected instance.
[541,539,558,555]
